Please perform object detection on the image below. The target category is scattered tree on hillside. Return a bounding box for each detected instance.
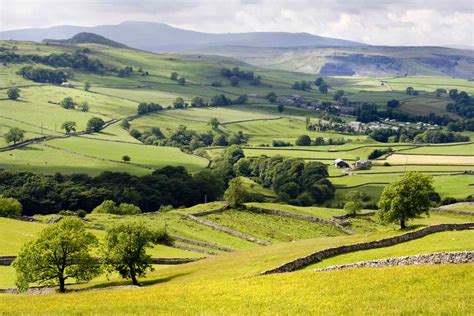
[266,92,277,103]
[170,72,178,80]
[13,218,100,292]
[7,87,20,100]
[86,117,105,133]
[0,196,22,218]
[344,191,364,216]
[209,118,220,130]
[102,221,170,286]
[79,101,89,112]
[191,96,205,107]
[173,97,185,109]
[277,103,284,113]
[377,171,435,229]
[84,80,91,91]
[120,119,130,130]
[314,77,325,86]
[61,121,77,134]
[122,155,131,163]
[5,127,24,145]
[318,83,328,94]
[224,177,248,208]
[230,76,240,87]
[60,97,75,109]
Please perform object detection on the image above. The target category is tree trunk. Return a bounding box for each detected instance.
[59,277,65,293]
[400,217,406,229]
[130,265,140,286]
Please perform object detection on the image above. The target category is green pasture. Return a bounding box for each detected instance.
[47,137,209,172]
[203,209,344,243]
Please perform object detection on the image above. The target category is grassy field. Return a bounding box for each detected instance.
[0,264,472,314]
[203,209,344,243]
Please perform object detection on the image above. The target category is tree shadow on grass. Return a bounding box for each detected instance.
[84,272,191,291]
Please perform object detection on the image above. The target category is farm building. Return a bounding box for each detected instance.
[353,159,372,170]
[334,158,350,168]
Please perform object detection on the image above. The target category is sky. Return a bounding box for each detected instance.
[1,0,473,46]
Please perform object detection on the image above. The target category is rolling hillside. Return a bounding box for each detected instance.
[194,45,474,78]
[0,21,365,51]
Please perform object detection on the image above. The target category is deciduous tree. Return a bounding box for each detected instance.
[377,171,435,229]
[13,218,99,292]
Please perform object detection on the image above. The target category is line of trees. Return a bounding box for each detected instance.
[17,66,69,84]
[369,128,470,143]
[220,67,261,86]
[0,167,225,216]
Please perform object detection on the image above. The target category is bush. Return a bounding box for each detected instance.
[117,203,141,215]
[60,97,75,109]
[92,200,117,214]
[272,140,292,147]
[92,200,141,215]
[440,197,458,206]
[0,196,22,218]
[86,117,105,133]
[297,192,314,206]
[295,135,312,146]
[7,87,20,100]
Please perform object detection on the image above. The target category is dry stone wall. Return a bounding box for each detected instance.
[312,251,474,272]
[185,214,271,246]
[260,222,474,275]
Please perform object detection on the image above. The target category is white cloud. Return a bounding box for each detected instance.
[0,0,473,46]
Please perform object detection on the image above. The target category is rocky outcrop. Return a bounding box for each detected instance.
[312,251,474,272]
[260,222,474,275]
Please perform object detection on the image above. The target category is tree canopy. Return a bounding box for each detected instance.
[5,127,25,145]
[377,171,435,228]
[102,221,170,286]
[13,218,99,292]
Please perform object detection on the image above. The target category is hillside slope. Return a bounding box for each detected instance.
[43,32,129,49]
[0,21,365,52]
[195,45,474,78]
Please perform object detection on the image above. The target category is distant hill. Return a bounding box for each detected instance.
[193,45,474,79]
[0,21,366,52]
[43,32,129,48]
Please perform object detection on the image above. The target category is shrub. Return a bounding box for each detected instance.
[440,197,458,206]
[7,87,20,100]
[86,117,105,133]
[92,200,117,214]
[117,203,141,215]
[60,97,75,109]
[0,196,22,218]
[297,192,314,206]
[295,135,312,146]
